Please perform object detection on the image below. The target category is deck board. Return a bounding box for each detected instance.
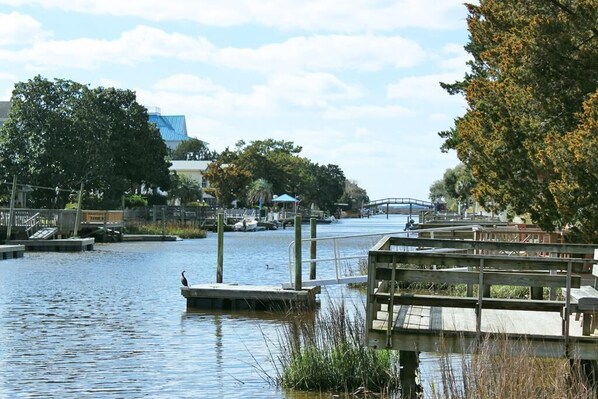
[384,305,578,337]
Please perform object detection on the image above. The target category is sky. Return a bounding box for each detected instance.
[0,0,471,201]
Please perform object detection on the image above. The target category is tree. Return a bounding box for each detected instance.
[246,178,273,207]
[428,180,446,203]
[168,173,203,205]
[439,1,598,240]
[338,180,369,212]
[0,76,171,208]
[209,139,350,211]
[202,161,252,207]
[429,164,475,213]
[171,138,218,160]
[305,163,346,212]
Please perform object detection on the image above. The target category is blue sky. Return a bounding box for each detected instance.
[0,1,470,201]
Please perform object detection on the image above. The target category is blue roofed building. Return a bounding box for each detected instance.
[147,107,189,150]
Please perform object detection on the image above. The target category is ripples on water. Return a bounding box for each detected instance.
[0,215,449,398]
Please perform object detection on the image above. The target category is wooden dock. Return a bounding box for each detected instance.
[0,244,25,259]
[181,283,320,311]
[6,238,94,251]
[122,234,180,242]
[366,236,598,397]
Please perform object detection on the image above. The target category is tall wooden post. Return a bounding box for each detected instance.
[73,182,84,237]
[400,351,421,399]
[161,206,165,238]
[294,215,302,290]
[217,213,224,283]
[6,176,16,241]
[309,217,317,280]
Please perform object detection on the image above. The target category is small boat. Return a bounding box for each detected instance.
[233,217,258,231]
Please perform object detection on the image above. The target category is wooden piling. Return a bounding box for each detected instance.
[294,215,302,289]
[530,286,544,300]
[73,182,84,237]
[6,176,16,240]
[399,350,421,399]
[310,217,316,280]
[217,212,224,283]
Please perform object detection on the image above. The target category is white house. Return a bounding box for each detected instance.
[169,160,211,188]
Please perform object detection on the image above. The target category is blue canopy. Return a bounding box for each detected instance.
[272,194,297,203]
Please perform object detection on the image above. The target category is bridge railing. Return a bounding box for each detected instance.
[364,198,434,208]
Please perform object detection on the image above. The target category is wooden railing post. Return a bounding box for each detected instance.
[6,176,16,241]
[310,217,317,280]
[294,215,302,290]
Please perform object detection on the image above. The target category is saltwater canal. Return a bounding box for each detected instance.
[0,214,432,398]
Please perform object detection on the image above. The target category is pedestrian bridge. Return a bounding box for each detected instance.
[364,198,434,209]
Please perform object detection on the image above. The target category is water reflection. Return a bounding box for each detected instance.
[0,215,420,398]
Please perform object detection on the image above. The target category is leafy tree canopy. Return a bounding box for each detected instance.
[209,139,355,212]
[168,172,203,205]
[429,164,475,213]
[439,0,598,241]
[171,138,218,160]
[0,75,171,208]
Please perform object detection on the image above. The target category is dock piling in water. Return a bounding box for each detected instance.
[294,215,302,290]
[217,213,224,283]
[310,217,317,280]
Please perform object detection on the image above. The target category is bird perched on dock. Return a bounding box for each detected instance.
[181,271,189,287]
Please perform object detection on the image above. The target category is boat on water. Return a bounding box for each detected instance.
[233,217,258,231]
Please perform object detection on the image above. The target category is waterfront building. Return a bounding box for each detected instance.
[147,106,190,150]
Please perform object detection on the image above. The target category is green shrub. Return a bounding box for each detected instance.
[125,222,207,239]
[274,299,399,395]
[125,194,148,208]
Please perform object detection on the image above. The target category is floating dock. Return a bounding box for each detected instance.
[181,283,320,311]
[121,234,180,242]
[0,244,25,259]
[6,238,95,252]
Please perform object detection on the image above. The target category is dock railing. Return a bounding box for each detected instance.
[287,225,486,288]
[365,236,598,359]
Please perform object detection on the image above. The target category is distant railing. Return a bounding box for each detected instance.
[364,198,434,208]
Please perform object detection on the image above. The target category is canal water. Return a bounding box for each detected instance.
[0,214,441,398]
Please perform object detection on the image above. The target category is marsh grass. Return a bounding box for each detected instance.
[125,222,207,238]
[431,335,597,399]
[273,298,400,396]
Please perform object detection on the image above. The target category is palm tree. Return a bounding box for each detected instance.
[247,178,273,208]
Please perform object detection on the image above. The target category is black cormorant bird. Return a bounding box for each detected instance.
[181,271,189,287]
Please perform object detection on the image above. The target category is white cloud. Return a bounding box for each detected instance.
[264,73,362,107]
[0,25,213,70]
[325,105,414,119]
[0,0,467,32]
[153,74,223,93]
[386,73,464,103]
[438,43,471,73]
[138,72,362,118]
[98,78,122,88]
[217,35,426,73]
[0,12,50,46]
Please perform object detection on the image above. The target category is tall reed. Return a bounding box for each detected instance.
[431,335,597,399]
[273,298,400,395]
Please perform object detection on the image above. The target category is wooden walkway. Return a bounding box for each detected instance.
[366,236,598,360]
